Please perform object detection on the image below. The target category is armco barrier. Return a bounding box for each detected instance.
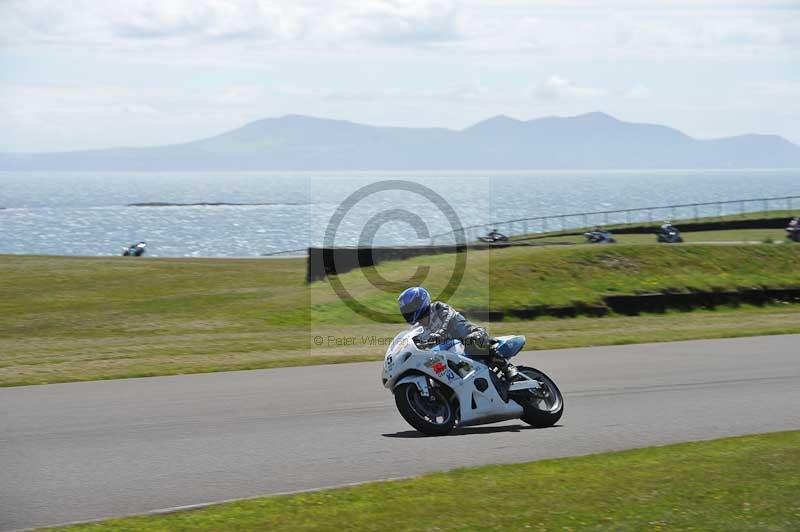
[461,287,800,322]
[609,216,791,235]
[306,243,505,282]
[518,215,792,240]
[306,242,574,282]
[308,245,463,282]
[431,195,800,244]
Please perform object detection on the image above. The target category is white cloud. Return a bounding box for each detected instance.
[1,1,798,150]
[0,83,266,150]
[280,84,499,103]
[216,85,271,104]
[533,76,604,101]
[1,0,797,59]
[323,0,460,44]
[463,1,799,6]
[623,84,653,101]
[747,80,800,98]
[0,0,462,50]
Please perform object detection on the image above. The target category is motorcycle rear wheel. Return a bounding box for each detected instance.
[395,383,456,436]
[514,366,564,428]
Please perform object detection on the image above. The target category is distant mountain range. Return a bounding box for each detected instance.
[3,112,800,170]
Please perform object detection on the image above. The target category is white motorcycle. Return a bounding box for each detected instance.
[382,326,564,436]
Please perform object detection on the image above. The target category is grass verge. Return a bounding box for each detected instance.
[49,430,800,531]
[2,246,800,387]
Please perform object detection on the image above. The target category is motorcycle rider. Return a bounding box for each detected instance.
[788,217,800,241]
[397,286,518,379]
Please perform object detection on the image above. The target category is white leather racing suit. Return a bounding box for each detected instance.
[417,301,492,356]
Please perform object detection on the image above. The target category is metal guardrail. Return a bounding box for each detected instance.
[430,195,800,244]
[261,195,800,256]
[260,247,308,257]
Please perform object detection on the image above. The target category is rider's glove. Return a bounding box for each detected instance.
[465,329,490,349]
[427,332,444,345]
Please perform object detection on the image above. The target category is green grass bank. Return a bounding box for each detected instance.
[316,243,800,317]
[2,243,799,386]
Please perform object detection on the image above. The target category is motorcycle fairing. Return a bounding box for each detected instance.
[395,374,430,397]
[493,335,526,359]
[430,339,460,352]
[383,328,523,426]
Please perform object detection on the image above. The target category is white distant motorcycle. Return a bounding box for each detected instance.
[382,326,564,436]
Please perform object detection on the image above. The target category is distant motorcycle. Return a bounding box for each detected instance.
[382,326,564,436]
[122,242,147,257]
[787,218,800,243]
[479,229,509,243]
[584,230,616,244]
[657,227,683,244]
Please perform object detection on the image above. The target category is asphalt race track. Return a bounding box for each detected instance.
[2,335,799,530]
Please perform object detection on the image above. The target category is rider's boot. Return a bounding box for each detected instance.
[504,361,519,380]
[492,355,519,381]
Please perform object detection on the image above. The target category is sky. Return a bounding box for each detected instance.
[1,0,799,153]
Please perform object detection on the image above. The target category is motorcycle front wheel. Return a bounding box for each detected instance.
[394,383,456,436]
[514,366,564,428]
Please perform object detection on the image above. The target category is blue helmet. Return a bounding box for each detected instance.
[398,287,431,325]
